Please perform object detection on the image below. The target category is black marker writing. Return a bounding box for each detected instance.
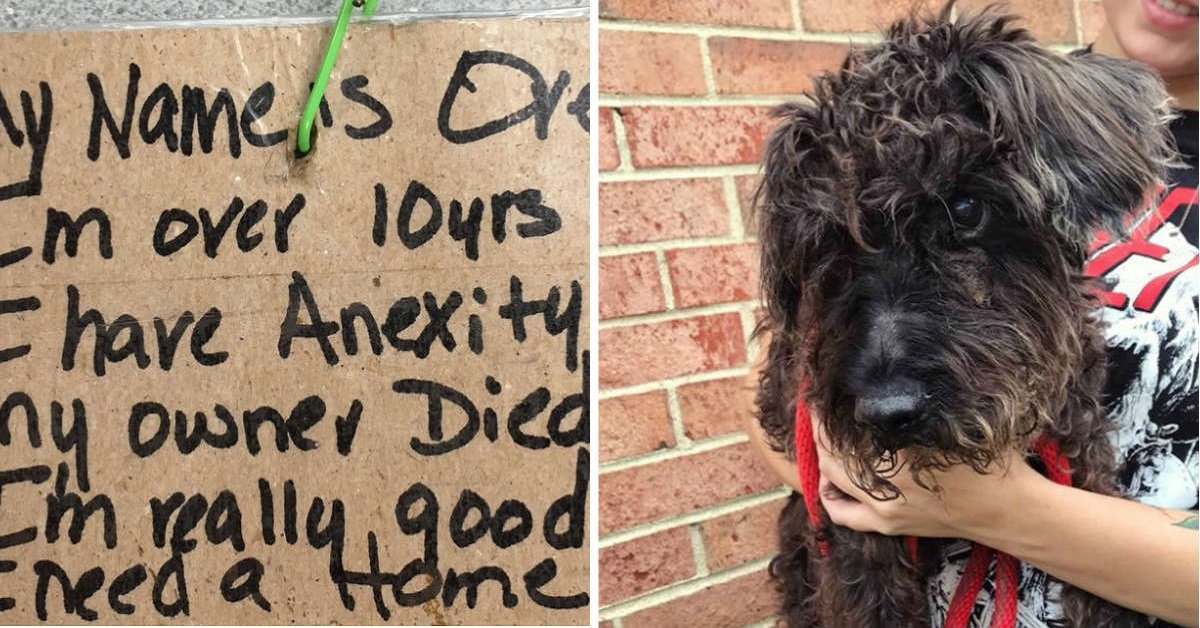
[88,64,391,160]
[0,82,52,202]
[372,180,561,260]
[437,50,575,144]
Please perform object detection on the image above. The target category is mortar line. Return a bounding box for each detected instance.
[699,36,718,96]
[610,107,635,172]
[602,235,747,258]
[599,365,753,398]
[599,19,879,44]
[600,431,750,474]
[598,299,757,330]
[740,306,764,366]
[791,0,805,32]
[723,175,747,241]
[599,488,792,548]
[599,556,776,619]
[1071,0,1085,46]
[666,386,693,447]
[600,93,797,106]
[654,249,677,310]
[611,618,624,628]
[689,524,711,577]
[746,616,782,628]
[599,163,760,182]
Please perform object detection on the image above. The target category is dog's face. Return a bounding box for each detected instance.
[758,8,1172,493]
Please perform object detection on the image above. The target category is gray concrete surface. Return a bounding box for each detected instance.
[0,0,586,30]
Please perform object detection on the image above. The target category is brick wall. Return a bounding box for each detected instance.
[597,1,1106,626]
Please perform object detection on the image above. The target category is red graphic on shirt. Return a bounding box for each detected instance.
[1086,186,1199,312]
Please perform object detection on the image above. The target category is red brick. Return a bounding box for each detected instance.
[599,390,675,460]
[667,243,759,308]
[600,108,621,171]
[959,0,1076,43]
[1078,0,1106,44]
[600,313,747,388]
[600,527,696,604]
[700,499,786,571]
[600,253,666,320]
[600,31,707,96]
[600,442,778,533]
[600,0,794,29]
[710,38,849,95]
[735,174,761,236]
[621,106,778,168]
[622,568,781,628]
[677,376,757,440]
[600,178,730,246]
[800,0,938,33]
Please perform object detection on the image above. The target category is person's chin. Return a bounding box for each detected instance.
[1114,0,1198,80]
[1119,32,1198,82]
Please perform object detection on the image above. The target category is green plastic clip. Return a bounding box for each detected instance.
[296,0,378,156]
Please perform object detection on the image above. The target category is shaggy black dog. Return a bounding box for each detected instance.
[754,5,1174,627]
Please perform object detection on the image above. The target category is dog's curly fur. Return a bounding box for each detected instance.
[754,4,1175,627]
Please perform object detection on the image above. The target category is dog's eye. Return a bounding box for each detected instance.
[949,196,985,232]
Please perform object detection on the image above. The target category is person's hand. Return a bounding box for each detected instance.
[814,415,1047,540]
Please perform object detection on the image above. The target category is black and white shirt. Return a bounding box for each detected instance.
[927,110,1199,627]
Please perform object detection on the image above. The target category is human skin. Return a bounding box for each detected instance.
[1093,0,1198,109]
[747,404,1199,625]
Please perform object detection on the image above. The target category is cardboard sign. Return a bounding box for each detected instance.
[0,16,589,625]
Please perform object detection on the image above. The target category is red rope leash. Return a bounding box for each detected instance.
[793,382,828,555]
[793,382,1073,627]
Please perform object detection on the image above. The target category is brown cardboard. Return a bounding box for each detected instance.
[0,17,589,625]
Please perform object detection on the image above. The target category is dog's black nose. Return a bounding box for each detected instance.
[854,379,926,433]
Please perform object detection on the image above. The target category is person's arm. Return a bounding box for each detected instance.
[969,473,1198,627]
[813,418,1200,626]
[744,407,800,492]
[742,353,801,492]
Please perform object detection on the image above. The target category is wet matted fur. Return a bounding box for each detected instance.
[754,5,1174,627]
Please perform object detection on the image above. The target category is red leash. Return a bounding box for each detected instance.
[793,382,1073,627]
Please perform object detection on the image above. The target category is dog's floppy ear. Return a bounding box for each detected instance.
[955,12,1174,243]
[756,100,839,335]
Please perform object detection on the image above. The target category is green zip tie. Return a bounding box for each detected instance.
[296,0,378,156]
